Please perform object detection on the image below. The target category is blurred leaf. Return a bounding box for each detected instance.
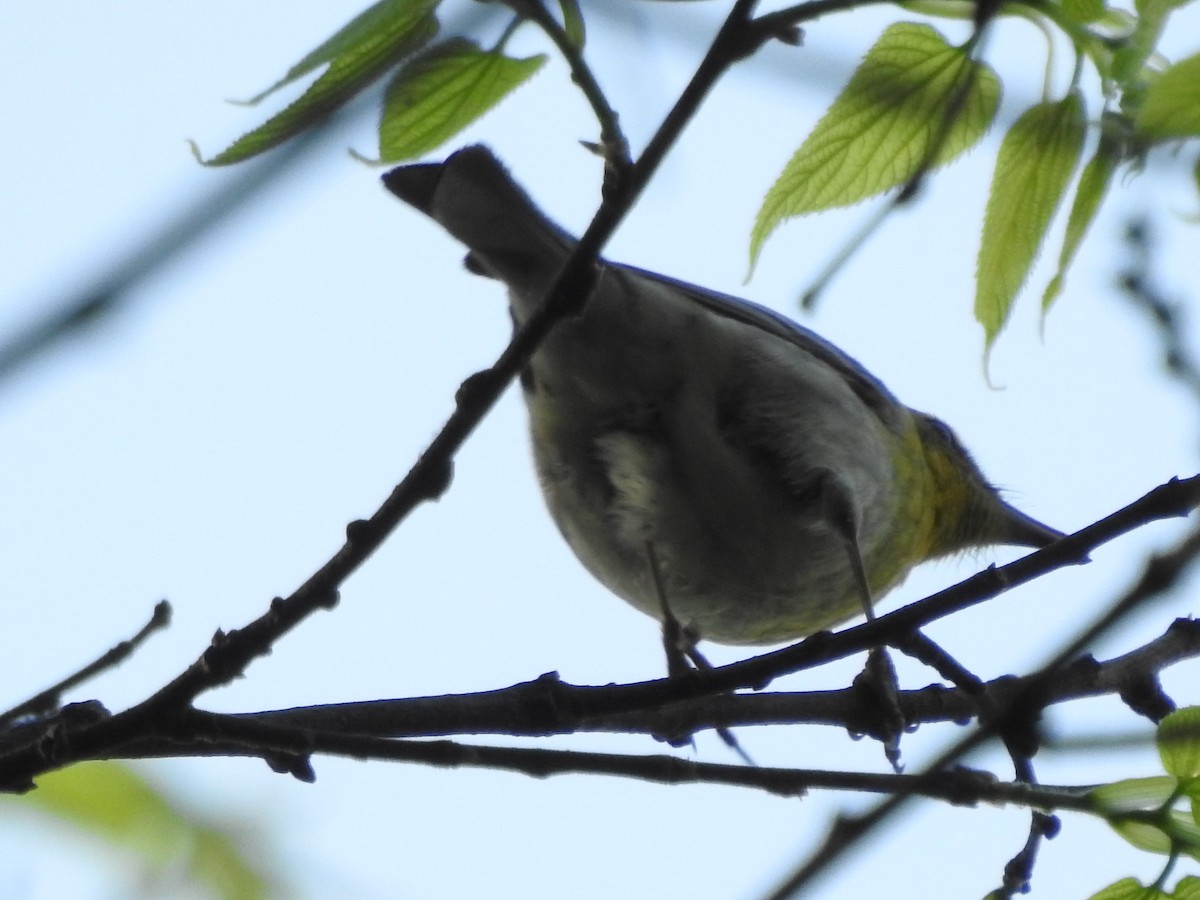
[18,762,271,899]
[897,0,976,18]
[197,0,439,165]
[1061,0,1106,24]
[1135,52,1200,140]
[976,92,1085,348]
[1042,132,1118,310]
[1112,0,1171,84]
[1088,877,1166,899]
[1092,775,1178,813]
[750,22,999,269]
[558,0,586,49]
[1109,810,1200,855]
[1175,877,1200,899]
[1159,707,1200,778]
[375,38,545,162]
[239,0,439,105]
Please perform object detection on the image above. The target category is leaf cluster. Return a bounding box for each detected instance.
[201,0,1200,348]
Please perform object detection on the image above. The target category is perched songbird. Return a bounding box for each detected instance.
[383,146,1061,646]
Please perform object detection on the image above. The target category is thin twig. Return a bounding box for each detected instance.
[111,709,1104,816]
[0,601,170,728]
[500,0,633,178]
[0,0,783,790]
[762,522,1200,900]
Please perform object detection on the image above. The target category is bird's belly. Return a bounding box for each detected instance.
[533,425,883,645]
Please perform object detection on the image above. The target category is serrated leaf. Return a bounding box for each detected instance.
[198,0,439,166]
[1092,775,1178,813]
[375,38,545,162]
[1136,53,1200,140]
[18,762,271,899]
[975,92,1085,347]
[750,22,1000,269]
[1088,877,1166,900]
[1159,707,1200,777]
[1042,134,1118,310]
[241,0,439,105]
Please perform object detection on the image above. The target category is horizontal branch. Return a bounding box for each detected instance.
[94,706,1102,816]
[24,618,1192,781]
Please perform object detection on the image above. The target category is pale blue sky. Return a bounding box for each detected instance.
[3,3,1200,898]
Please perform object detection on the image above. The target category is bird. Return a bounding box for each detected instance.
[382,145,1062,647]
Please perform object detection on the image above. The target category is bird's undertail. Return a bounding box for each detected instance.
[382,145,574,294]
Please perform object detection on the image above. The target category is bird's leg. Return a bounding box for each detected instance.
[645,541,694,678]
[644,541,753,765]
[808,470,907,768]
[809,468,874,621]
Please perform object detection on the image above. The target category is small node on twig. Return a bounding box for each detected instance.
[896,170,926,205]
[345,518,374,547]
[265,752,316,783]
[770,24,803,46]
[455,368,500,408]
[1036,812,1061,839]
[422,456,454,500]
[150,600,172,627]
[1118,671,1175,723]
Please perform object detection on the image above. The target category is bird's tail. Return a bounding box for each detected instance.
[382,145,574,304]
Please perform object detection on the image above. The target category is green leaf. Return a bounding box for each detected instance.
[1136,53,1200,140]
[1109,811,1200,855]
[197,0,439,165]
[558,0,586,50]
[1060,0,1106,25]
[750,22,1000,269]
[240,0,438,105]
[373,38,545,162]
[1112,0,1171,85]
[18,762,272,899]
[1042,131,1118,310]
[1159,707,1200,777]
[1174,877,1200,900]
[1088,877,1166,900]
[975,92,1086,347]
[1092,775,1178,813]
